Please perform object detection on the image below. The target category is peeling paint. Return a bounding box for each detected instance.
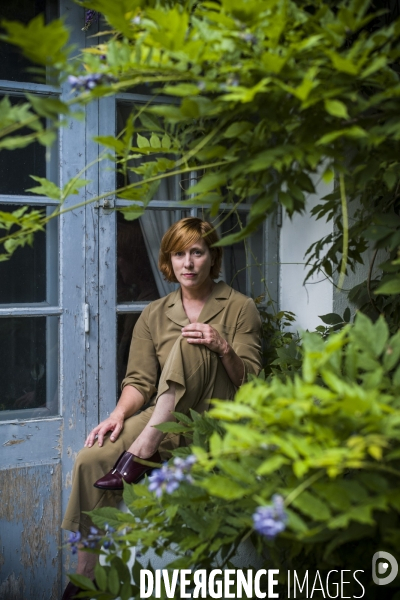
[2,439,25,447]
[0,464,61,599]
[65,469,73,488]
[0,571,26,600]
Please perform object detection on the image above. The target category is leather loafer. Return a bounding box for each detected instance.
[61,581,83,600]
[93,450,161,490]
[62,579,98,600]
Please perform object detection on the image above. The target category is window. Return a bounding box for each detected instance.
[113,98,267,393]
[0,0,60,420]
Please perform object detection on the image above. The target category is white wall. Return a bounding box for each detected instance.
[280,177,334,332]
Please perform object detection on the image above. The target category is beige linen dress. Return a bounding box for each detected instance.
[62,281,262,535]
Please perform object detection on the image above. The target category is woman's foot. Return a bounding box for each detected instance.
[93,450,161,490]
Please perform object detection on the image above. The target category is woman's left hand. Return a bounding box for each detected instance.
[181,324,229,357]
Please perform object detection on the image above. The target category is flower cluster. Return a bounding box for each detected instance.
[67,524,116,554]
[82,9,97,31]
[253,495,287,540]
[67,531,82,555]
[68,73,115,92]
[148,455,196,498]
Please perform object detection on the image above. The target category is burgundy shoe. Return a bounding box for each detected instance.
[93,450,162,490]
[62,579,98,600]
[61,581,82,600]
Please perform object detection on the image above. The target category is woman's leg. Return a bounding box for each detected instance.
[128,336,236,458]
[128,383,176,457]
[61,407,160,534]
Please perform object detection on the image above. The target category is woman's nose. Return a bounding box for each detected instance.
[184,253,193,267]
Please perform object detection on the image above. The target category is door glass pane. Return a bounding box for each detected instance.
[117,211,182,303]
[117,214,160,304]
[200,210,265,297]
[0,97,47,196]
[0,204,58,305]
[0,316,58,419]
[200,211,248,294]
[0,0,55,83]
[117,313,141,392]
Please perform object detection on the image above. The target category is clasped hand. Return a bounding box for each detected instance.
[181,323,229,357]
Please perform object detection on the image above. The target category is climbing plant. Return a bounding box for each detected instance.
[1,0,400,326]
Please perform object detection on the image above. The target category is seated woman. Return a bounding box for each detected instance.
[61,217,262,599]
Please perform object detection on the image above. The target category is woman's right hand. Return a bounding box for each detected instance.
[84,411,125,448]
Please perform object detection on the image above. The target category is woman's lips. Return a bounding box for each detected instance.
[182,273,196,277]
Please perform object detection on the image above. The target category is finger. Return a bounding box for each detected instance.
[182,324,205,333]
[97,426,110,447]
[110,423,123,442]
[85,426,100,448]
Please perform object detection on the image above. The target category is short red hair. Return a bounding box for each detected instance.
[159,218,222,283]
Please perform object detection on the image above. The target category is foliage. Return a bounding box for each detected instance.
[66,313,400,599]
[1,0,400,320]
[2,4,400,592]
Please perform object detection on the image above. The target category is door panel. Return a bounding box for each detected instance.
[0,463,61,600]
[0,2,88,598]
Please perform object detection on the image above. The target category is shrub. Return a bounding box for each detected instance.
[71,312,400,599]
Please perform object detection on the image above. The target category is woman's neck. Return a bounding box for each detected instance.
[180,279,215,304]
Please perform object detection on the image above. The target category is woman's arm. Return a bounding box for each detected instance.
[85,385,145,448]
[181,297,262,388]
[181,324,245,388]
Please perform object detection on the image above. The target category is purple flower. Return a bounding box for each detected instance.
[67,531,82,555]
[253,495,287,540]
[148,455,196,497]
[241,33,257,44]
[68,73,115,92]
[68,532,81,544]
[82,9,97,31]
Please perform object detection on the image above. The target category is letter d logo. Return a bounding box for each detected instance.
[372,551,398,585]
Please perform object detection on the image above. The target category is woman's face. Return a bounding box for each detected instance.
[170,237,214,292]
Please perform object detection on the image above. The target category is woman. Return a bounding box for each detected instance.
[61,218,262,599]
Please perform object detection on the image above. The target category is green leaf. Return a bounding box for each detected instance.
[137,134,150,148]
[26,94,71,119]
[150,133,161,148]
[188,172,226,195]
[94,562,108,592]
[292,491,331,521]
[26,176,61,200]
[343,307,351,323]
[109,567,120,595]
[1,15,70,66]
[200,475,247,499]
[324,99,349,120]
[256,455,288,475]
[161,134,171,149]
[223,121,253,138]
[154,422,190,433]
[372,316,389,357]
[383,332,400,371]
[317,126,367,145]
[67,574,97,591]
[319,313,343,325]
[375,277,400,295]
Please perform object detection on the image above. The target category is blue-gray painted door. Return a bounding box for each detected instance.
[0,3,91,598]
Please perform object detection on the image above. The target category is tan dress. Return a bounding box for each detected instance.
[61,281,262,535]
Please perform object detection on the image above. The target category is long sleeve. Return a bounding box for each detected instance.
[121,304,159,403]
[232,297,262,382]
